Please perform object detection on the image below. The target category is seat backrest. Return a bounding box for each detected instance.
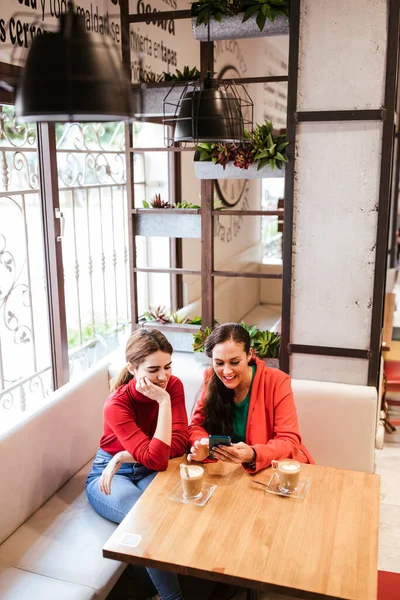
[172,353,378,473]
[292,378,377,473]
[0,362,110,544]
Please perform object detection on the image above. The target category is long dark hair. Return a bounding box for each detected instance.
[111,329,173,392]
[202,323,251,436]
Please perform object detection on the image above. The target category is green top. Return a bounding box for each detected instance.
[232,364,256,443]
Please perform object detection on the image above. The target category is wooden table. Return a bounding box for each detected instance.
[103,459,380,600]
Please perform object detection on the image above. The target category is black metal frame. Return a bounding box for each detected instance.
[368,0,400,386]
[280,0,300,373]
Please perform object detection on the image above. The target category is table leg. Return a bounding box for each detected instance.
[246,590,259,600]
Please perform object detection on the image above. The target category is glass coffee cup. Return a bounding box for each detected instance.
[271,459,301,493]
[180,464,204,499]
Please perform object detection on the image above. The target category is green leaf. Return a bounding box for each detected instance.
[142,200,149,208]
[243,4,260,21]
[277,141,289,152]
[255,9,267,31]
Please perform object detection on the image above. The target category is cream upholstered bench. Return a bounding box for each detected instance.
[0,362,125,600]
[172,352,378,473]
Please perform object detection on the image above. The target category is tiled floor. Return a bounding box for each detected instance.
[376,410,400,575]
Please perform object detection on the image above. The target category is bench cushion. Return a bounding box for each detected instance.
[292,379,377,473]
[0,462,125,598]
[0,362,110,545]
[0,561,95,600]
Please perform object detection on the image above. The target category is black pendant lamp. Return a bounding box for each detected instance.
[15,2,134,122]
[168,75,252,145]
[163,0,253,147]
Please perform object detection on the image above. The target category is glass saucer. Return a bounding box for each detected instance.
[262,472,310,499]
[167,481,217,506]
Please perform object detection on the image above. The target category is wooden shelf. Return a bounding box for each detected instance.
[212,210,283,216]
[133,208,200,215]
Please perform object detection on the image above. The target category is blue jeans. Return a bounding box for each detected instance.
[86,448,183,600]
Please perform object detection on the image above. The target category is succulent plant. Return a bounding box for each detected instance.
[192,326,212,353]
[164,66,201,81]
[139,71,164,83]
[251,121,289,171]
[192,320,280,358]
[253,330,281,358]
[195,121,289,172]
[233,145,254,170]
[169,311,190,324]
[149,194,172,209]
[173,201,201,209]
[211,143,236,168]
[139,306,171,324]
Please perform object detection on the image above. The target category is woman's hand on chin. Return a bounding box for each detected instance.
[187,438,210,462]
[212,442,255,464]
[136,377,170,404]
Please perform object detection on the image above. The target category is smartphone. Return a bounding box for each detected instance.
[208,435,232,458]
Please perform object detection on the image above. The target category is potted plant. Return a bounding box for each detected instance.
[191,0,289,41]
[194,121,289,179]
[253,330,281,368]
[134,194,201,239]
[192,320,281,367]
[133,66,201,118]
[139,307,200,353]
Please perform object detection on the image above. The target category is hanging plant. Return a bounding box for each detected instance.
[191,0,288,32]
[195,121,289,172]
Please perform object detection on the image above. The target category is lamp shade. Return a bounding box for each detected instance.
[163,78,253,146]
[15,8,133,122]
[174,86,244,143]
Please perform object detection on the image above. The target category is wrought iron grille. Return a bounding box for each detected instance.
[56,122,131,379]
[0,104,53,428]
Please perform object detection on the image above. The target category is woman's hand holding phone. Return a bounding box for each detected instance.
[212,441,255,464]
[187,438,210,462]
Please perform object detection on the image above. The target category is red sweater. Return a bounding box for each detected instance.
[189,357,314,473]
[100,375,188,471]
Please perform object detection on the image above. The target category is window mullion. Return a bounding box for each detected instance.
[37,122,69,389]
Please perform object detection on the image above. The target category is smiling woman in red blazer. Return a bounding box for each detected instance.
[188,323,314,472]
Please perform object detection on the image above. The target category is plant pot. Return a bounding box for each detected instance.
[140,323,201,353]
[192,13,289,42]
[194,161,285,180]
[135,209,201,238]
[132,83,186,118]
[263,358,280,369]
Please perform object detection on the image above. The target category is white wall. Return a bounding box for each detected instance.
[290,0,387,384]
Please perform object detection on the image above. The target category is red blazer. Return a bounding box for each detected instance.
[189,357,314,473]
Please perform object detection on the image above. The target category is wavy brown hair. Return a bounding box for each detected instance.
[202,323,251,436]
[110,328,173,392]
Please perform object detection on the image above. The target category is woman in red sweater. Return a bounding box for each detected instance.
[86,328,188,600]
[187,323,313,472]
